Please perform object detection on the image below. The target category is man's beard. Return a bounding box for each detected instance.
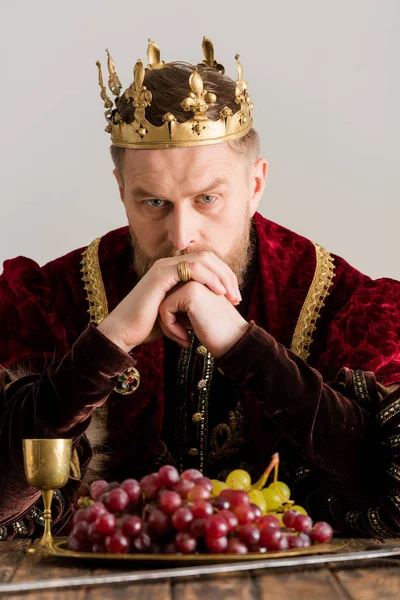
[130,217,254,289]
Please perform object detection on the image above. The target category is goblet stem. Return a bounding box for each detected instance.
[38,489,54,548]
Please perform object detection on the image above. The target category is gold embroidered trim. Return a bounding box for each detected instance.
[376,399,400,426]
[290,243,335,362]
[81,237,111,423]
[80,238,109,325]
[208,402,246,466]
[387,462,400,482]
[367,507,391,538]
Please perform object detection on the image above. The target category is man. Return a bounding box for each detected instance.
[1,38,400,541]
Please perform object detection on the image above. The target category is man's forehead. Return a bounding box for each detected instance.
[130,174,231,199]
[124,142,237,174]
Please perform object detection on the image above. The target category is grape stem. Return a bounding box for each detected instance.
[250,453,280,490]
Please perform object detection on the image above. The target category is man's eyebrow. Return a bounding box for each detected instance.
[130,177,229,199]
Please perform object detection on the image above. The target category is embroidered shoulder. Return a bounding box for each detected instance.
[80,237,109,325]
[290,243,335,362]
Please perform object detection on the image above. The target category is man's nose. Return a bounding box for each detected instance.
[167,206,197,251]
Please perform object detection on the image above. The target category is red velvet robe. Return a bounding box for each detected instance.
[1,212,400,539]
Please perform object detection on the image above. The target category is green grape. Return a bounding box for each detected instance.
[290,504,308,515]
[248,489,267,515]
[261,487,283,512]
[269,481,291,501]
[210,479,228,497]
[225,469,251,491]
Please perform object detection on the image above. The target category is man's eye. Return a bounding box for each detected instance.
[201,195,216,204]
[146,199,165,208]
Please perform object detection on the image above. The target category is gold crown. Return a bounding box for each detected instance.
[96,37,254,149]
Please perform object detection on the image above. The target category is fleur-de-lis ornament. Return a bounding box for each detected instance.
[124,60,153,108]
[201,36,225,73]
[147,39,165,69]
[106,49,122,97]
[235,54,253,109]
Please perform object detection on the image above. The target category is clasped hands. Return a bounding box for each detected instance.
[97,251,249,358]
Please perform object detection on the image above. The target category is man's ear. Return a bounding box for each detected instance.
[113,169,124,203]
[249,157,268,217]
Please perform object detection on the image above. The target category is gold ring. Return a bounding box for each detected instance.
[177,260,191,282]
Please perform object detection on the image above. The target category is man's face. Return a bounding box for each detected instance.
[115,143,266,286]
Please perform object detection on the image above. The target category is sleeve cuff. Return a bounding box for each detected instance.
[72,322,137,379]
[216,320,270,379]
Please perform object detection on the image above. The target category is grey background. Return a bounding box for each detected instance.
[0,0,398,279]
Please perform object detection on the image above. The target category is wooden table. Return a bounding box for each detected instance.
[1,537,400,599]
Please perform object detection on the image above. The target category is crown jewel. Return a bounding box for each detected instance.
[96,37,254,149]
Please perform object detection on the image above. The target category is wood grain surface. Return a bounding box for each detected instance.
[1,538,400,599]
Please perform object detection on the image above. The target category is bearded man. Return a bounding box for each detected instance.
[1,39,400,541]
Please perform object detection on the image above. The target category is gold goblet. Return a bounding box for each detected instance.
[23,439,72,549]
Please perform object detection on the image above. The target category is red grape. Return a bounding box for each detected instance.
[68,534,90,552]
[122,515,143,538]
[276,536,289,550]
[248,544,267,553]
[250,503,262,522]
[260,527,282,550]
[87,522,104,543]
[187,484,210,503]
[310,521,333,543]
[173,479,195,499]
[190,518,207,538]
[195,477,213,492]
[72,508,89,525]
[181,468,203,482]
[90,480,108,501]
[227,490,250,509]
[132,532,152,552]
[91,543,106,553]
[206,535,228,553]
[226,538,248,554]
[158,465,180,487]
[282,510,299,528]
[172,507,194,531]
[259,515,280,530]
[293,514,313,533]
[105,532,130,553]
[148,508,171,536]
[217,509,238,533]
[164,542,177,554]
[121,479,141,504]
[106,488,129,513]
[72,521,89,542]
[287,533,311,548]
[239,524,260,546]
[86,502,107,522]
[93,512,116,535]
[192,501,213,519]
[140,473,162,501]
[212,497,230,511]
[298,533,312,547]
[159,490,182,514]
[175,532,197,553]
[234,504,256,525]
[106,481,120,492]
[205,515,228,539]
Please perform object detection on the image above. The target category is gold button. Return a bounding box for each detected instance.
[197,379,207,389]
[196,345,208,356]
[192,412,204,423]
[188,448,199,456]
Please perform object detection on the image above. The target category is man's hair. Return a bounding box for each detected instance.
[110,61,260,176]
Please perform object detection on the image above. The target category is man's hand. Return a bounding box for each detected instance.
[158,281,249,358]
[97,252,242,353]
